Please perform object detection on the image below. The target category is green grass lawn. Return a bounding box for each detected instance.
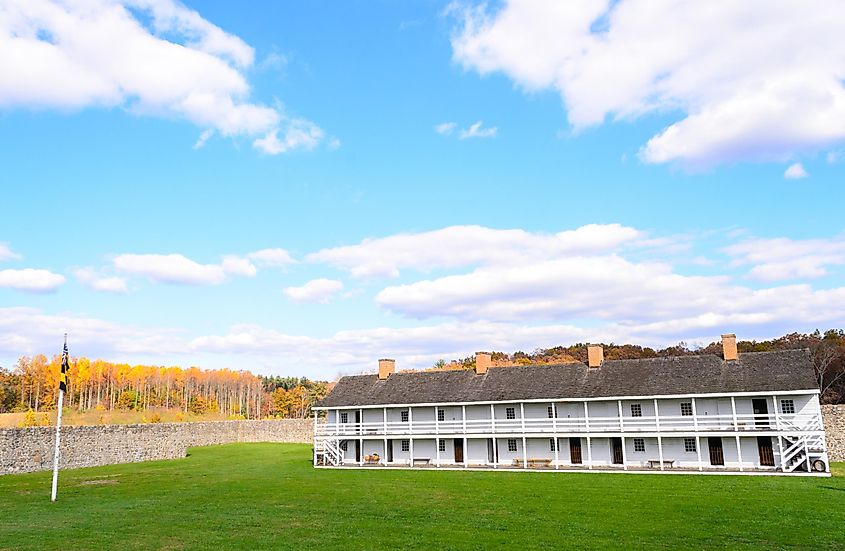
[1,444,843,550]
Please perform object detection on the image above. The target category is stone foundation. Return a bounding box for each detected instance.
[822,404,845,462]
[0,419,313,475]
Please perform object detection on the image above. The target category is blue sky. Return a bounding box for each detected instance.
[1,0,844,378]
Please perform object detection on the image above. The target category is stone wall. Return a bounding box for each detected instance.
[823,404,845,462]
[0,419,313,475]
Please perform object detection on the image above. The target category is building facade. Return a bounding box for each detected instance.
[313,335,830,475]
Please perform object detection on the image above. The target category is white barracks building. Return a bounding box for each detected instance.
[313,335,830,475]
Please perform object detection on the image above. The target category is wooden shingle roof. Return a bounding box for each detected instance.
[318,349,817,407]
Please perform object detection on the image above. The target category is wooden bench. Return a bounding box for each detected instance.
[513,458,553,468]
[412,457,431,466]
[647,459,675,469]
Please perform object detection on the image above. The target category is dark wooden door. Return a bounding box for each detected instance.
[752,398,769,427]
[355,440,360,462]
[355,410,361,433]
[387,440,393,463]
[454,439,464,463]
[611,438,624,464]
[569,438,582,464]
[757,436,775,466]
[708,437,724,466]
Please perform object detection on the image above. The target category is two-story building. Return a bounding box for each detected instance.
[313,335,830,475]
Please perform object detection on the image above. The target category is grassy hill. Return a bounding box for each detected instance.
[1,444,843,550]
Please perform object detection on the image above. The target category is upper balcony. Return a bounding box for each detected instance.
[316,411,822,437]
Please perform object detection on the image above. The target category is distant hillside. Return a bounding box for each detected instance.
[432,330,845,404]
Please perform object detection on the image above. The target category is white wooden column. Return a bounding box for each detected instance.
[730,396,738,431]
[522,436,528,469]
[490,404,497,468]
[462,405,467,468]
[383,407,387,433]
[520,404,527,469]
[692,398,702,471]
[735,435,743,472]
[434,406,439,436]
[409,406,413,435]
[410,437,414,467]
[584,401,592,470]
[384,437,388,465]
[359,437,363,466]
[463,437,468,468]
[618,400,627,470]
[654,399,664,471]
[436,437,441,467]
[552,402,559,469]
[773,394,784,471]
[462,405,467,433]
[313,411,318,466]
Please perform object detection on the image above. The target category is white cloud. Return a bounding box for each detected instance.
[248,248,296,267]
[113,253,229,285]
[74,267,128,293]
[450,0,845,166]
[0,268,65,292]
[0,0,323,154]
[784,162,808,180]
[284,278,344,304]
[459,120,497,139]
[252,118,324,154]
[724,236,845,281]
[435,121,457,135]
[193,129,214,149]
[308,224,642,279]
[221,255,257,277]
[0,243,21,262]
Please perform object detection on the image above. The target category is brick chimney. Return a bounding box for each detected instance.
[475,352,491,375]
[378,358,395,379]
[721,334,738,361]
[587,344,604,368]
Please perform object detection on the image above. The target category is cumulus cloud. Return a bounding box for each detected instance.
[435,121,457,135]
[450,0,845,166]
[247,248,296,267]
[284,278,344,304]
[784,163,808,180]
[459,120,497,139]
[113,253,250,285]
[308,224,642,278]
[252,118,324,154]
[0,243,21,262]
[0,268,65,292]
[724,236,845,281]
[0,0,323,154]
[74,267,128,293]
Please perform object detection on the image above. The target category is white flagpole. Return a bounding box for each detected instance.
[51,333,67,503]
[51,388,64,502]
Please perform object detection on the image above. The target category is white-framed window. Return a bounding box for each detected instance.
[401,411,409,423]
[680,402,693,416]
[630,403,642,417]
[549,438,557,452]
[437,409,445,422]
[506,407,516,420]
[507,439,518,452]
[340,412,348,424]
[401,439,410,452]
[780,399,795,414]
[340,441,348,451]
[684,438,697,453]
[633,438,646,452]
[438,439,446,452]
[547,405,556,418]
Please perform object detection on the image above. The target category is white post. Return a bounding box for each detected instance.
[490,404,497,468]
[584,401,592,470]
[410,437,414,467]
[735,435,743,472]
[621,436,628,471]
[408,406,413,435]
[552,402,559,469]
[50,389,64,502]
[730,396,738,431]
[383,407,387,434]
[434,406,439,436]
[617,400,624,432]
[313,411,318,466]
[436,437,441,467]
[654,399,663,471]
[695,436,703,471]
[522,436,527,469]
[519,402,526,433]
[773,394,784,470]
[462,405,466,434]
[463,437,468,468]
[383,437,388,466]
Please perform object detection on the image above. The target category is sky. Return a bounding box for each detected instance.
[1,0,845,379]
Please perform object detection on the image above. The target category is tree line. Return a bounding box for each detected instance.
[437,330,845,404]
[0,355,329,419]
